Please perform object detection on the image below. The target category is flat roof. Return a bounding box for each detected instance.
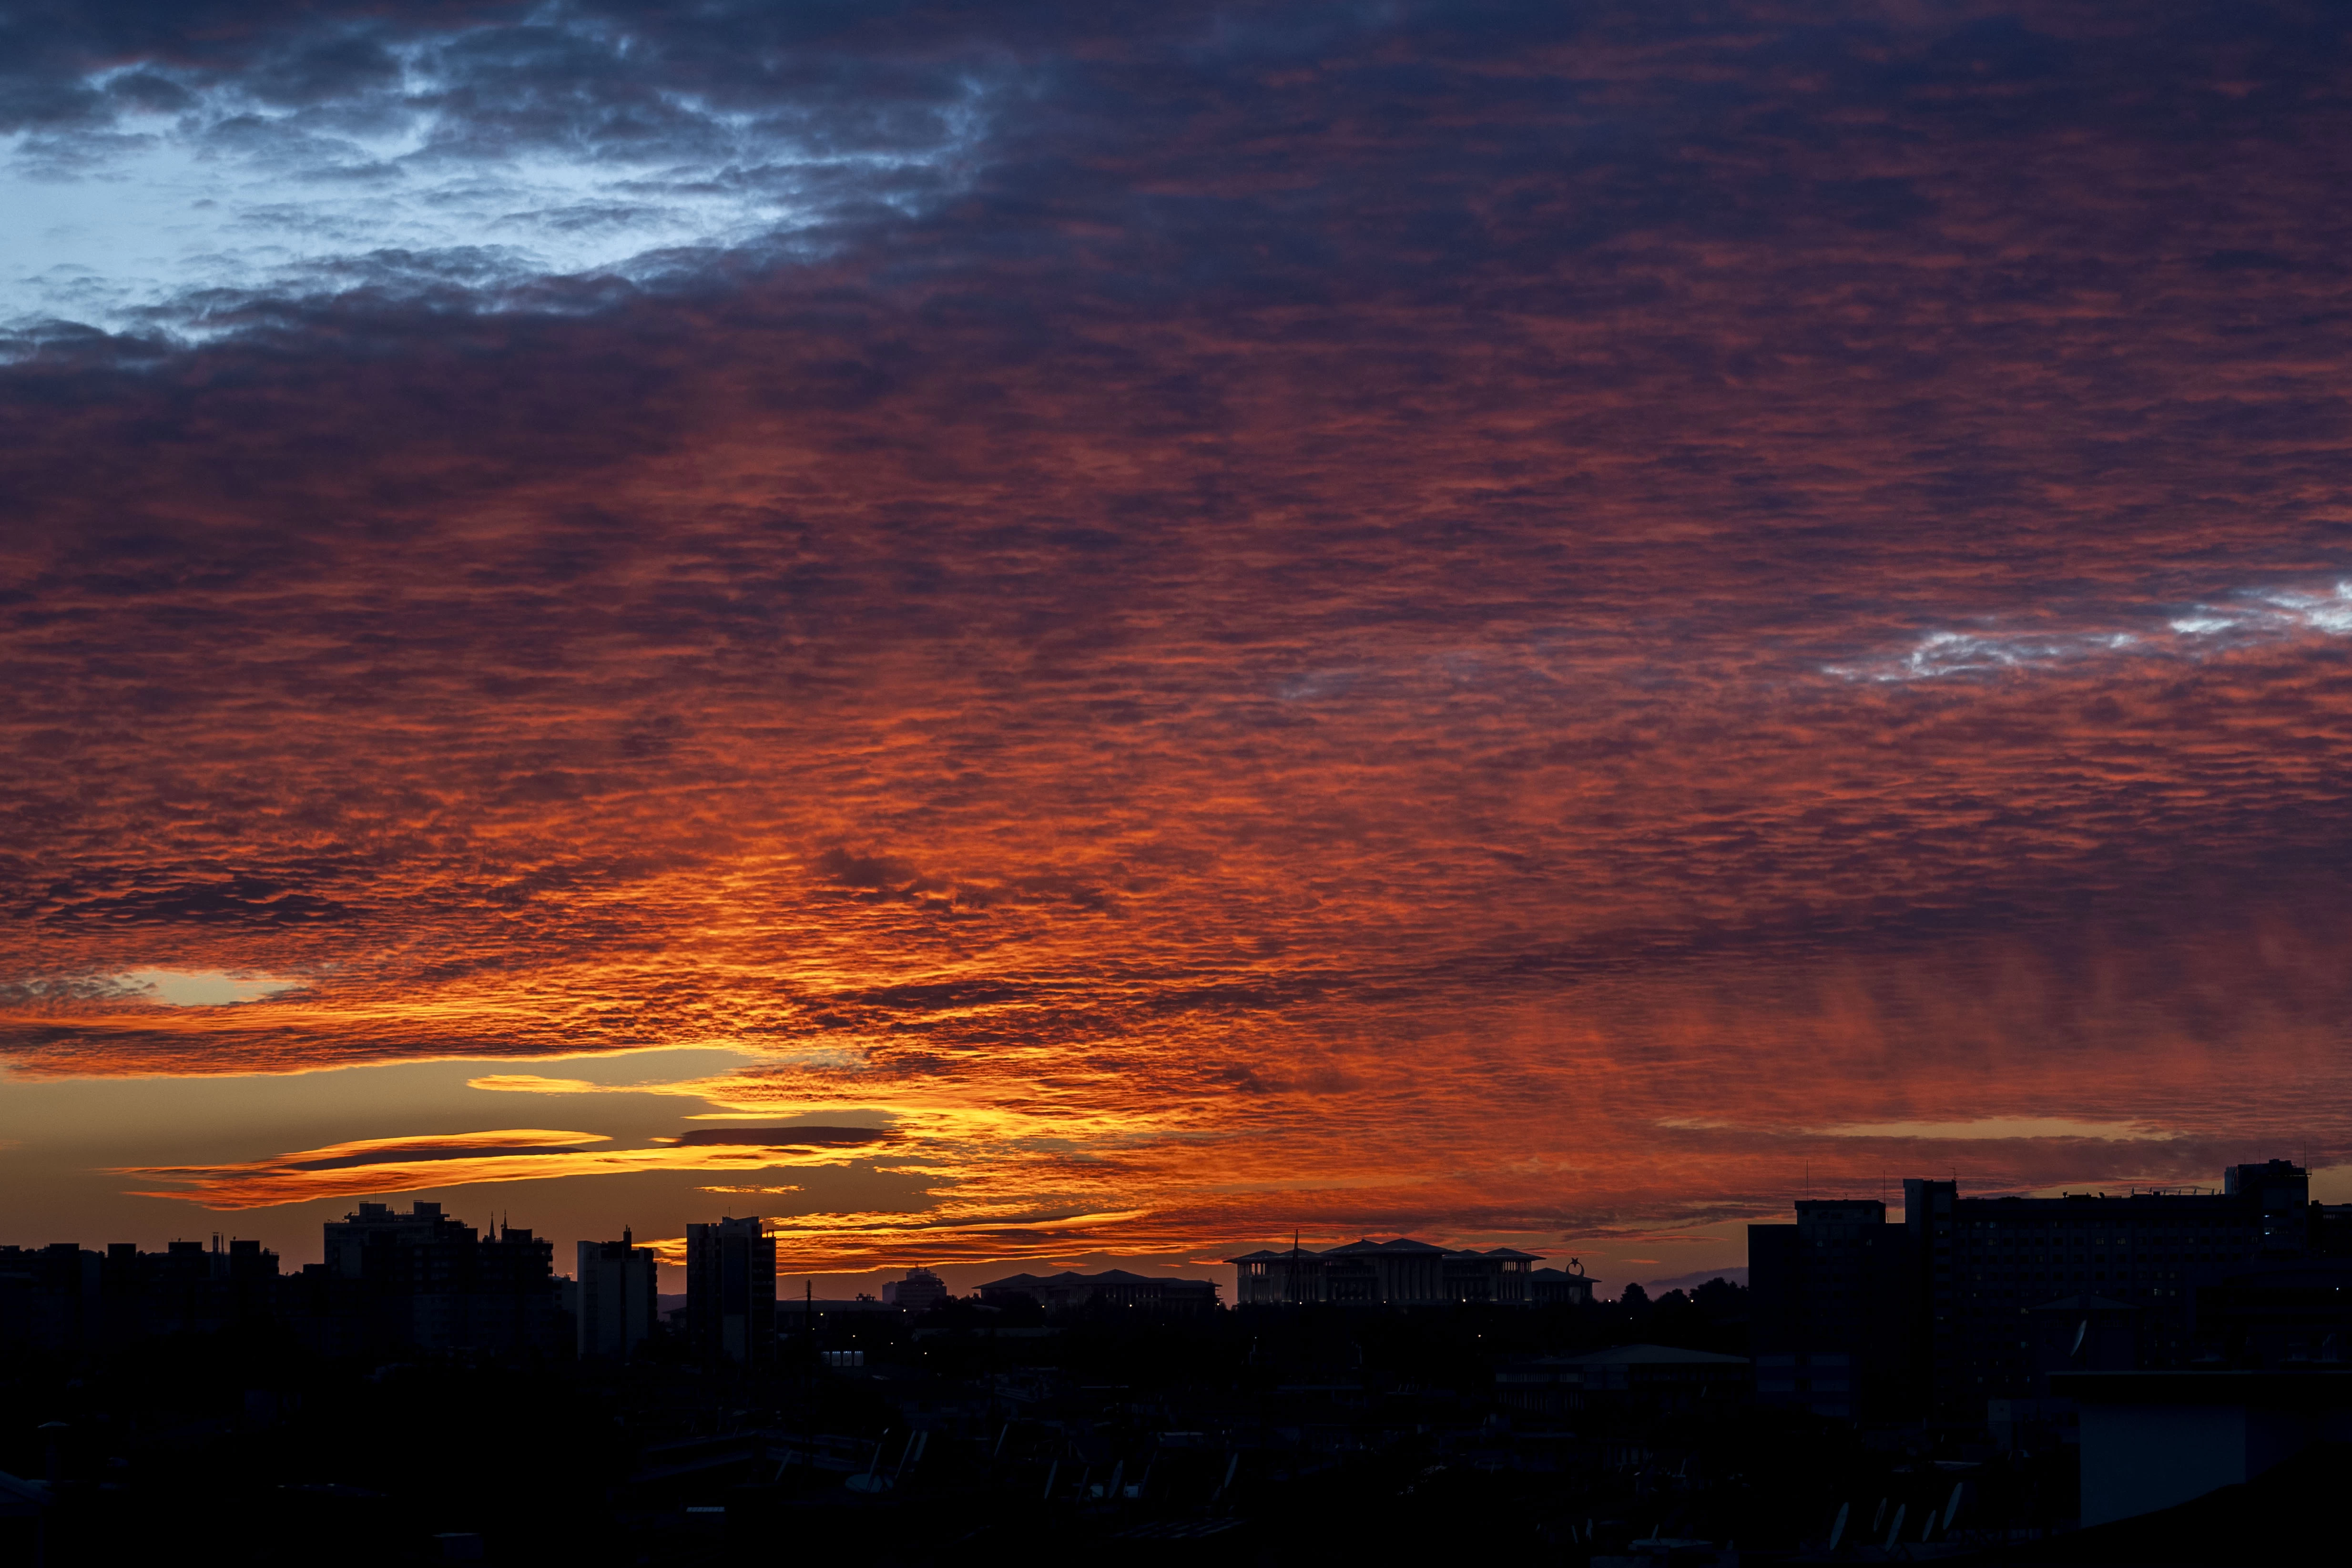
[2051,1369,2352,1408]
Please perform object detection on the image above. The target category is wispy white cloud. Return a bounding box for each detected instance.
[1828,580,2352,682]
[1806,1116,2179,1143]
[1657,1115,2179,1142]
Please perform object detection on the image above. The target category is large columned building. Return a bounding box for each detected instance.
[1227,1237,1548,1305]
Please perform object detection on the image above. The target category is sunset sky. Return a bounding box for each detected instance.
[5,0,2352,1297]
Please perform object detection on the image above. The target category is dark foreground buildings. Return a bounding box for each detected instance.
[2,1201,568,1361]
[1750,1159,2352,1429]
[289,1201,568,1356]
[0,1235,281,1353]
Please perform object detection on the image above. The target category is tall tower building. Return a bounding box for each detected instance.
[576,1227,659,1359]
[685,1215,775,1363]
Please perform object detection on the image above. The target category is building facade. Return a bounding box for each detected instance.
[293,1201,566,1355]
[1227,1237,1542,1305]
[576,1228,659,1359]
[1749,1160,2352,1427]
[975,1268,1218,1313]
[1,1236,282,1356]
[882,1267,949,1310]
[1526,1264,1602,1306]
[685,1215,775,1362]
[1749,1199,1916,1422]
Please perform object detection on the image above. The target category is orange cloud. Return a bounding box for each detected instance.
[117,1128,892,1211]
[6,1,2352,1272]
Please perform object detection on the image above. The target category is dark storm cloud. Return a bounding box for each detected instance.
[5,2,2352,1260]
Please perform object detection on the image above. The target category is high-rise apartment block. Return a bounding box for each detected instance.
[576,1228,659,1359]
[685,1215,774,1362]
[881,1266,949,1310]
[1748,1199,1913,1421]
[289,1201,566,1355]
[1750,1160,2352,1428]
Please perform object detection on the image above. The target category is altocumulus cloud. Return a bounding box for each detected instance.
[0,0,1000,335]
[5,1,2352,1273]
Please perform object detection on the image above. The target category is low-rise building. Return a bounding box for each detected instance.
[2055,1368,2352,1526]
[1498,1344,1751,1419]
[1527,1264,1602,1306]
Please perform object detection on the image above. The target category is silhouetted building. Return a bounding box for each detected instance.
[2,1235,280,1356]
[1749,1200,1914,1422]
[1749,1160,2352,1427]
[2192,1261,2352,1366]
[286,1201,565,1356]
[1526,1263,1602,1306]
[882,1267,948,1310]
[2055,1368,2352,1525]
[975,1268,1219,1313]
[577,1228,659,1360]
[1227,1237,1541,1305]
[685,1216,774,1362]
[0,1243,100,1354]
[1920,1162,2323,1420]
